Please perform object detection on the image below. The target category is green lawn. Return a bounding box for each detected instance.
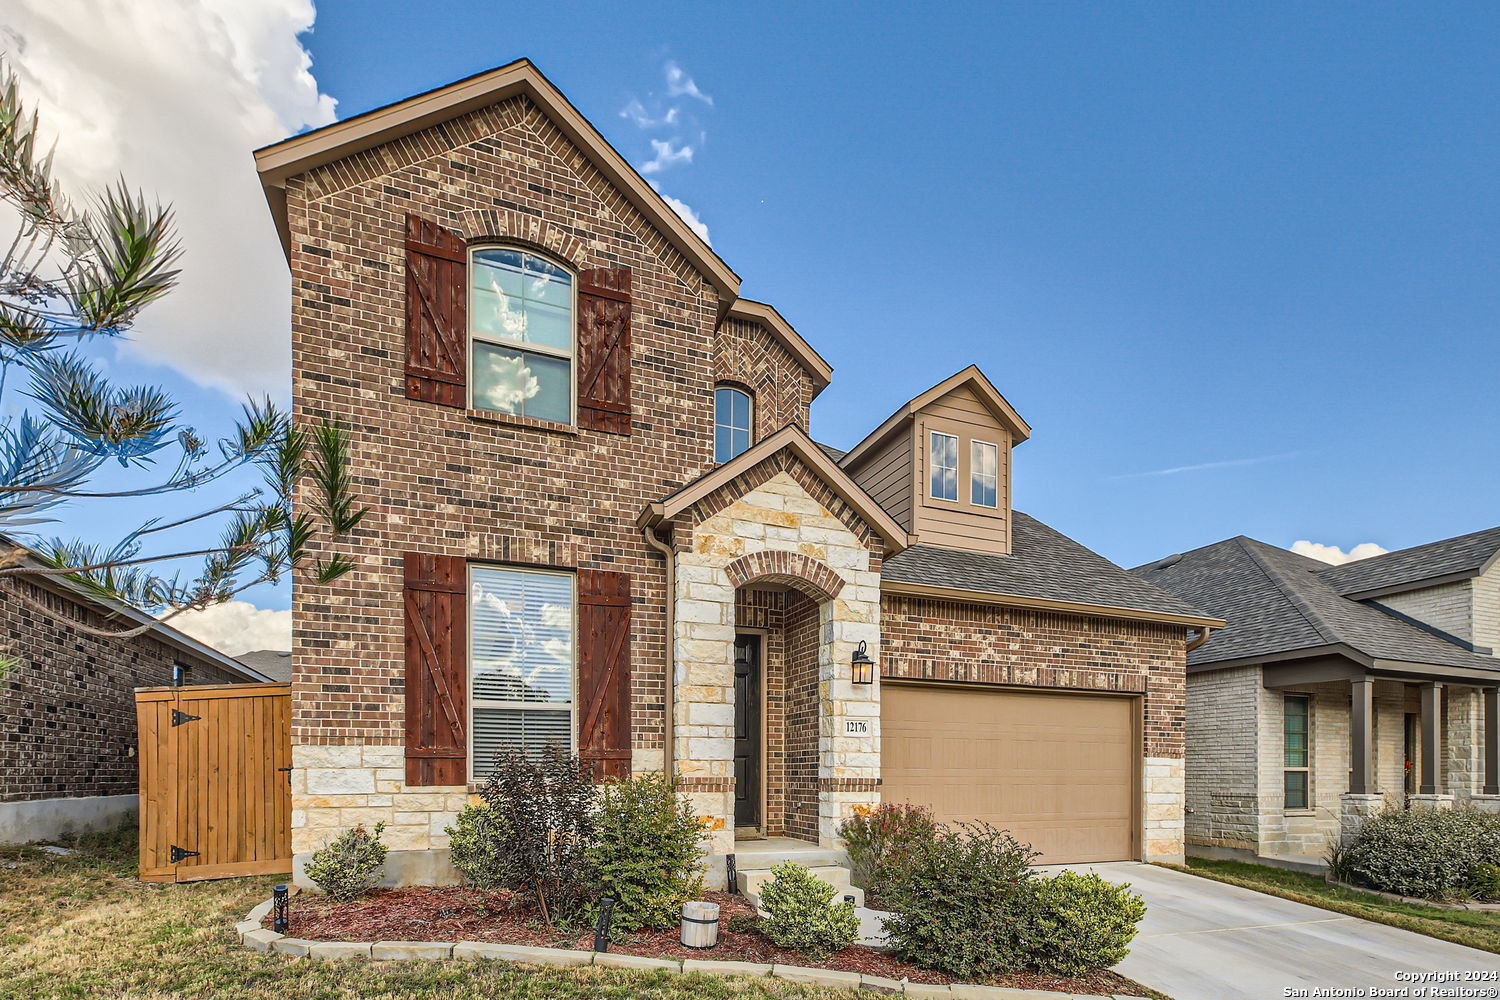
[1170,857,1500,955]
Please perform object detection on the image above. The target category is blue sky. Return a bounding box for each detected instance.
[14,2,1499,630]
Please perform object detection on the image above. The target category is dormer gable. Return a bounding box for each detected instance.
[840,366,1029,555]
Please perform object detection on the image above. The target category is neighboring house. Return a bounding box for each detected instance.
[1134,531,1500,868]
[0,553,272,844]
[254,59,1219,888]
[237,649,293,683]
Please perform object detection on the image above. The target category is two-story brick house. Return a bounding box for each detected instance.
[255,60,1219,887]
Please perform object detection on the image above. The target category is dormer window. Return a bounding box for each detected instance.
[971,440,999,508]
[715,385,753,462]
[929,431,959,501]
[470,247,574,424]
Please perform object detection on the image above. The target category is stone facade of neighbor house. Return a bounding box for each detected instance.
[0,570,261,844]
[257,59,1214,888]
[1138,529,1500,869]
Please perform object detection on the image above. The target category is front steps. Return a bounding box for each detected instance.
[731,838,865,909]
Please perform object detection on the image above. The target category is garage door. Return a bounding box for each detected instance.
[881,684,1137,863]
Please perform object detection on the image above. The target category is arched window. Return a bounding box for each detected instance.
[714,385,753,462]
[469,247,574,424]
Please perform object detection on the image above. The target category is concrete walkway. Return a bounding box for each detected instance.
[1047,862,1499,999]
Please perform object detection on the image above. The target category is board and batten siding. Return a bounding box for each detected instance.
[911,384,1012,555]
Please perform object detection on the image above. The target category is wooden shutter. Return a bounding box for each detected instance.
[577,569,632,780]
[403,553,467,786]
[404,214,467,407]
[576,268,632,434]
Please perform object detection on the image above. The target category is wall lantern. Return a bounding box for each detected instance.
[851,641,875,685]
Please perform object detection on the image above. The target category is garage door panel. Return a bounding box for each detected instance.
[882,685,1137,864]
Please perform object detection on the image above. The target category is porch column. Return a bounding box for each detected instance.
[1349,675,1375,795]
[1485,687,1499,796]
[1420,681,1443,795]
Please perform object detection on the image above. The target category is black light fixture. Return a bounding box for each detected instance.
[272,884,290,933]
[593,896,615,952]
[851,641,875,685]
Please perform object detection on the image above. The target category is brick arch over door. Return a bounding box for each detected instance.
[724,550,845,603]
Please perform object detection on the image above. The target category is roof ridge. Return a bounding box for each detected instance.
[1233,537,1340,646]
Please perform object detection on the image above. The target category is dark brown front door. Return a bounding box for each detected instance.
[734,635,761,829]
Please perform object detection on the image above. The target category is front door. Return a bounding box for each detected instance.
[733,635,761,829]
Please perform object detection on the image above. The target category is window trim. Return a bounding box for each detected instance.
[466,244,578,426]
[970,439,999,509]
[714,383,755,464]
[928,430,960,502]
[1283,693,1312,812]
[467,561,578,781]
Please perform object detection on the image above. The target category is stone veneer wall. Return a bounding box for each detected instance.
[673,468,883,877]
[879,594,1188,862]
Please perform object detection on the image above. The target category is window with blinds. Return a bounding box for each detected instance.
[469,564,575,777]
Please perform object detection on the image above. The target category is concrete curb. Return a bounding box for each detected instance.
[1325,877,1500,911]
[235,897,1128,999]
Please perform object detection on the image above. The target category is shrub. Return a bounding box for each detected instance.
[1013,872,1145,976]
[881,821,1038,979]
[469,744,598,925]
[1470,864,1500,902]
[446,801,508,891]
[757,862,860,960]
[839,802,938,891]
[588,771,706,932]
[304,822,387,902]
[1329,806,1500,900]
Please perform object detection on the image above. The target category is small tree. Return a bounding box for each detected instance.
[0,61,364,638]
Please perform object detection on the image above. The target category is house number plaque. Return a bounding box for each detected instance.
[844,719,870,735]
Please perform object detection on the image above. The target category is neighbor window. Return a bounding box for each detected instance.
[929,431,959,501]
[469,247,573,424]
[715,385,753,462]
[469,565,575,777]
[971,440,999,508]
[1284,694,1310,810]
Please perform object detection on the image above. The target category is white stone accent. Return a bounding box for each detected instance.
[1142,756,1185,862]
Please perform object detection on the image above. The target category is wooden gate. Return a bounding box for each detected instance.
[136,683,292,882]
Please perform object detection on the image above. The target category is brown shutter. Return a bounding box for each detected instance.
[403,553,467,786]
[576,268,632,435]
[577,569,632,781]
[404,214,467,407]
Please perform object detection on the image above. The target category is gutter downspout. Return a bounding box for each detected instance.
[642,525,675,774]
[1186,626,1213,653]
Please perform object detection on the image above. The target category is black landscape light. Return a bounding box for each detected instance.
[272,884,289,933]
[594,896,615,952]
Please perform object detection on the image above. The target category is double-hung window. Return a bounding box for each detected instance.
[971,440,999,508]
[929,431,959,501]
[1283,694,1311,809]
[714,385,753,462]
[469,565,575,777]
[470,247,574,424]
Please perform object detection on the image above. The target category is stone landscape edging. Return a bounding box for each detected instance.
[235,897,1148,1000]
[1324,877,1500,912]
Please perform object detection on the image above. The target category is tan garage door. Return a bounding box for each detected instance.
[881,684,1137,863]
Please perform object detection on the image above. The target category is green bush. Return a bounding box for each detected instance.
[1470,864,1500,902]
[1014,872,1145,976]
[881,821,1038,979]
[446,801,508,891]
[304,822,387,902]
[838,802,938,891]
[587,771,706,932]
[1328,806,1500,900]
[757,862,860,960]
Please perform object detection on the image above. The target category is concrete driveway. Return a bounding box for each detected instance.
[1047,862,1499,999]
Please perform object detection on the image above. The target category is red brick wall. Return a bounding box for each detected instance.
[286,94,816,752]
[880,595,1187,758]
[714,317,815,438]
[783,589,823,840]
[0,579,242,802]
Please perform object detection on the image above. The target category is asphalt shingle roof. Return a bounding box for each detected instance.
[815,441,847,463]
[236,649,292,682]
[1315,525,1500,596]
[883,511,1211,620]
[1133,537,1500,672]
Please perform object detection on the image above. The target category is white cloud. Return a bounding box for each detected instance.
[1290,540,1389,565]
[660,193,711,245]
[620,98,678,128]
[1112,452,1299,479]
[170,599,291,655]
[664,61,712,105]
[640,138,694,175]
[3,0,337,399]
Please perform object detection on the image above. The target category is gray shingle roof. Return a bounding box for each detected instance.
[883,511,1212,620]
[236,649,292,682]
[1133,537,1500,672]
[815,441,847,463]
[1315,525,1500,596]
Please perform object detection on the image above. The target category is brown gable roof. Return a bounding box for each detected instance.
[838,365,1032,470]
[254,59,740,305]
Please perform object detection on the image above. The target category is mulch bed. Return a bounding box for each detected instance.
[269,887,1143,995]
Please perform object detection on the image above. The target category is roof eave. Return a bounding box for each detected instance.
[254,59,740,303]
[723,299,833,397]
[881,578,1224,630]
[1338,568,1482,601]
[839,365,1032,471]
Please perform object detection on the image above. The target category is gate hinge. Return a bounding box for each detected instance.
[170,709,202,727]
[169,845,200,863]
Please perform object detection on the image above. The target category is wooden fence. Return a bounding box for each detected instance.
[136,683,292,882]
